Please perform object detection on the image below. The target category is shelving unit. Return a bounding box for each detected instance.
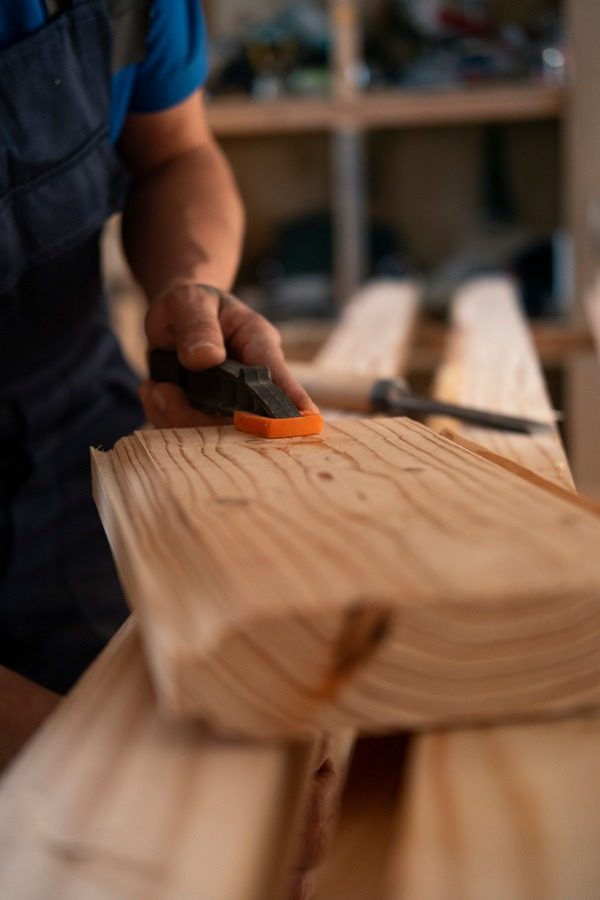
[205,0,566,304]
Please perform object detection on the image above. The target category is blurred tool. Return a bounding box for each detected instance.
[291,362,554,434]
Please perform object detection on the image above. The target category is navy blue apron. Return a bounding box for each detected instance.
[0,0,146,693]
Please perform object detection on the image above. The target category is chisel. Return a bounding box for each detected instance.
[290,362,555,434]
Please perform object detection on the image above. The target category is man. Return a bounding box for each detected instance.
[0,0,313,701]
[0,6,332,891]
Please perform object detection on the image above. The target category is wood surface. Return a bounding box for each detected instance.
[388,276,600,900]
[429,277,573,488]
[93,412,600,739]
[0,622,315,900]
[390,713,600,900]
[313,279,419,376]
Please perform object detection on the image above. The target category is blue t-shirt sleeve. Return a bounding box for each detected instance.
[128,0,208,113]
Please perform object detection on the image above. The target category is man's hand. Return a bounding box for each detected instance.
[139,284,317,428]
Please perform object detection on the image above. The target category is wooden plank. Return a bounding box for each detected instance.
[314,280,419,375]
[440,429,600,518]
[92,414,600,739]
[0,621,314,900]
[390,714,600,900]
[388,277,600,900]
[429,277,573,488]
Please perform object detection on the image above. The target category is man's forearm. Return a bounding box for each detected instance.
[0,665,60,771]
[121,142,245,300]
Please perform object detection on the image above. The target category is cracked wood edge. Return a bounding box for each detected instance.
[0,621,317,900]
[388,277,600,900]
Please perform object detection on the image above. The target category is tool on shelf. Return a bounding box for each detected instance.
[290,362,555,434]
[149,349,324,438]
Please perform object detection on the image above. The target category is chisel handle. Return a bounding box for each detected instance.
[289,363,386,413]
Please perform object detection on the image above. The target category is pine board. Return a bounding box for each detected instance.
[391,714,600,900]
[429,277,572,488]
[93,415,600,738]
[313,280,419,375]
[0,622,313,900]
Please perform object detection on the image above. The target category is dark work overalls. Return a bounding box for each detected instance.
[0,0,148,693]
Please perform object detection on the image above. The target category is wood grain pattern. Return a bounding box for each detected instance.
[93,414,600,739]
[440,429,600,517]
[0,622,314,900]
[388,277,600,900]
[391,715,600,900]
[429,277,573,488]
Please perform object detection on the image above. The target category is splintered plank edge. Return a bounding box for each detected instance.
[92,417,600,738]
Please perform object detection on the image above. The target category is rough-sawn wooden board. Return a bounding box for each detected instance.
[92,416,600,738]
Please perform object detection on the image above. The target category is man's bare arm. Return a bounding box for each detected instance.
[118,89,314,421]
[0,666,60,771]
[120,89,244,301]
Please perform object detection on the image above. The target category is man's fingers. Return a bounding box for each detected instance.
[146,286,318,412]
[220,298,319,412]
[146,285,226,370]
[262,354,318,413]
[139,381,225,429]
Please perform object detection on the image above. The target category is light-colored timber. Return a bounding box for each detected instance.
[387,277,600,900]
[93,412,600,739]
[0,622,315,900]
[440,429,600,518]
[428,277,573,488]
[313,279,419,376]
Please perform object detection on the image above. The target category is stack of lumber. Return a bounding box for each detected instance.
[2,276,600,899]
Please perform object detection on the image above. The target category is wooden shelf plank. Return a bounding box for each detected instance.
[207,84,566,137]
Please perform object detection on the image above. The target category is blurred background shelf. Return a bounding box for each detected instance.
[208,83,566,136]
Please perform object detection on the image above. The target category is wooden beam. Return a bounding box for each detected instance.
[0,622,315,900]
[93,413,600,739]
[429,277,573,488]
[314,279,420,376]
[388,277,600,900]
